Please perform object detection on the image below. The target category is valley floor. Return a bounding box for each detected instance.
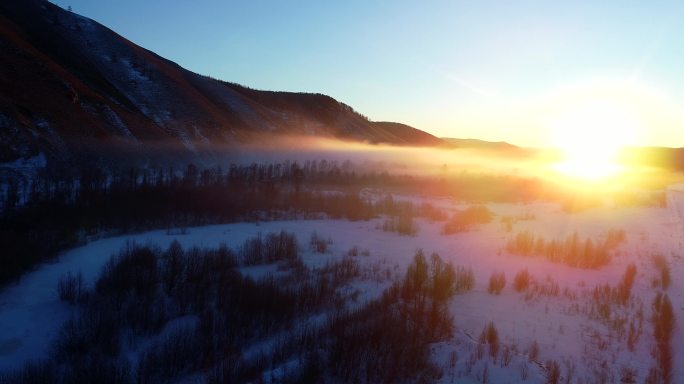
[1,186,684,383]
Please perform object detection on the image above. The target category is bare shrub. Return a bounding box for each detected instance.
[57,272,84,304]
[604,229,626,248]
[661,266,671,289]
[241,233,263,265]
[161,240,184,294]
[0,360,58,384]
[513,269,530,292]
[506,229,625,268]
[264,231,298,263]
[419,202,448,221]
[454,266,475,293]
[95,243,160,301]
[620,366,638,384]
[382,214,418,236]
[137,326,199,382]
[309,231,328,253]
[651,293,675,383]
[61,355,132,384]
[478,322,499,359]
[327,254,455,383]
[528,340,539,361]
[241,231,298,265]
[616,263,637,304]
[652,254,670,289]
[442,205,493,234]
[487,272,506,295]
[545,360,560,384]
[644,367,660,384]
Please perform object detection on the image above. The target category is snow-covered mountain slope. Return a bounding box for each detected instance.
[0,0,442,170]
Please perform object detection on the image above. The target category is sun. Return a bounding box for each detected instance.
[547,99,640,180]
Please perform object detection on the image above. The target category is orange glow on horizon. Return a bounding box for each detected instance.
[543,86,644,181]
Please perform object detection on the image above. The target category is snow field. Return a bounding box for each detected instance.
[0,187,682,382]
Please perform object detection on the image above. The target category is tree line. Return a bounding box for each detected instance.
[0,161,548,287]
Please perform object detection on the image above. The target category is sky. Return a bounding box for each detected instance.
[50,0,684,147]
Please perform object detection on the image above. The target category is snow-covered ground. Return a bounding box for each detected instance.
[1,186,683,382]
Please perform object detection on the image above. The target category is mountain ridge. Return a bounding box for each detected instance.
[0,0,442,173]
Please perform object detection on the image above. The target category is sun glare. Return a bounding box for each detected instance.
[548,99,640,180]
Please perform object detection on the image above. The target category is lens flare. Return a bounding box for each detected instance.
[548,100,640,180]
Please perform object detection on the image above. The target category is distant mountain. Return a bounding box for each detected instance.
[619,146,684,171]
[440,138,538,158]
[0,0,442,172]
[372,122,444,146]
[441,138,519,150]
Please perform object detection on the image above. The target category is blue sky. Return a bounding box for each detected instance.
[51,1,684,146]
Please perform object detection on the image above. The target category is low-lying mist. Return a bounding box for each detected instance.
[226,136,541,176]
[54,134,684,199]
[208,136,681,192]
